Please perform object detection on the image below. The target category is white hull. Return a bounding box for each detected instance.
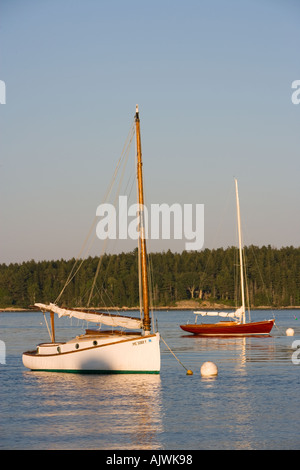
[22,332,160,374]
[23,107,161,375]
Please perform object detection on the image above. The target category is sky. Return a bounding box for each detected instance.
[1,0,300,264]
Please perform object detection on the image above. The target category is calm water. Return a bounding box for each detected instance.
[0,309,299,450]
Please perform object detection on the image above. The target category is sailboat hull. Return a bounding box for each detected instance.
[22,332,160,374]
[180,320,275,336]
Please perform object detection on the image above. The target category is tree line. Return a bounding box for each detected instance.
[1,245,300,309]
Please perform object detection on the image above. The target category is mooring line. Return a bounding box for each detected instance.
[160,335,193,375]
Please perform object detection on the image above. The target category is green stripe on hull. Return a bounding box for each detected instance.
[29,369,160,374]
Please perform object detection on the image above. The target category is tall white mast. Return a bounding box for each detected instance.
[235,178,246,324]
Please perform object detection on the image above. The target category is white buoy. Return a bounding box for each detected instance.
[200,361,218,377]
[286,328,295,336]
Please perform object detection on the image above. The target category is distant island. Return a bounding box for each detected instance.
[0,246,300,310]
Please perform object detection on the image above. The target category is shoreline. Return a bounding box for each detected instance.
[1,304,300,312]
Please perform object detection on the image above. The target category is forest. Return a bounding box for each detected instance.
[1,245,300,309]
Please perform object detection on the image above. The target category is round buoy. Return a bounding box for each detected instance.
[186,369,193,376]
[200,361,218,377]
[286,328,295,336]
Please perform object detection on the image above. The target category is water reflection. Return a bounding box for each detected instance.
[178,334,287,370]
[3,311,300,449]
[22,372,163,449]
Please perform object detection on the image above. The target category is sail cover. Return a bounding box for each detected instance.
[193,306,244,320]
[35,303,143,330]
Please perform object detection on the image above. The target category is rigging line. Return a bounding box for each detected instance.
[240,212,276,318]
[100,121,135,206]
[86,170,134,308]
[87,231,111,307]
[248,244,276,320]
[137,147,156,326]
[87,236,121,308]
[124,171,136,204]
[108,124,135,209]
[55,219,98,304]
[147,253,156,332]
[234,194,251,317]
[100,167,135,263]
[43,312,52,342]
[198,183,234,294]
[55,121,135,305]
[86,231,126,314]
[55,154,125,304]
[100,288,120,313]
[87,124,135,306]
[134,128,156,328]
[242,227,279,329]
[135,146,144,320]
[86,279,109,311]
[138,235,143,318]
[144,213,157,330]
[242,247,251,321]
[90,281,121,315]
[160,335,192,373]
[87,124,135,301]
[86,221,124,308]
[234,245,238,309]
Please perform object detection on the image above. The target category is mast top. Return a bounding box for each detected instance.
[135,104,139,120]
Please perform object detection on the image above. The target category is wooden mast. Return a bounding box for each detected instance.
[50,311,55,343]
[135,105,151,334]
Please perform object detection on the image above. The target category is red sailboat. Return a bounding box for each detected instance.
[180,179,275,336]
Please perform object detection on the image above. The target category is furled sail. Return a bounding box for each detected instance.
[193,306,244,321]
[34,303,143,330]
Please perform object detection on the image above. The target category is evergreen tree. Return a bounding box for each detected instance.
[1,246,300,308]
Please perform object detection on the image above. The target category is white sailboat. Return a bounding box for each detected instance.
[22,106,161,373]
[180,178,275,336]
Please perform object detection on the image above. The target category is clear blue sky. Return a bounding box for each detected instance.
[1,0,299,264]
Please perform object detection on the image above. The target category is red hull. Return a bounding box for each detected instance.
[180,319,275,336]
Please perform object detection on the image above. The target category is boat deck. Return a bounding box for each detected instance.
[25,330,146,356]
